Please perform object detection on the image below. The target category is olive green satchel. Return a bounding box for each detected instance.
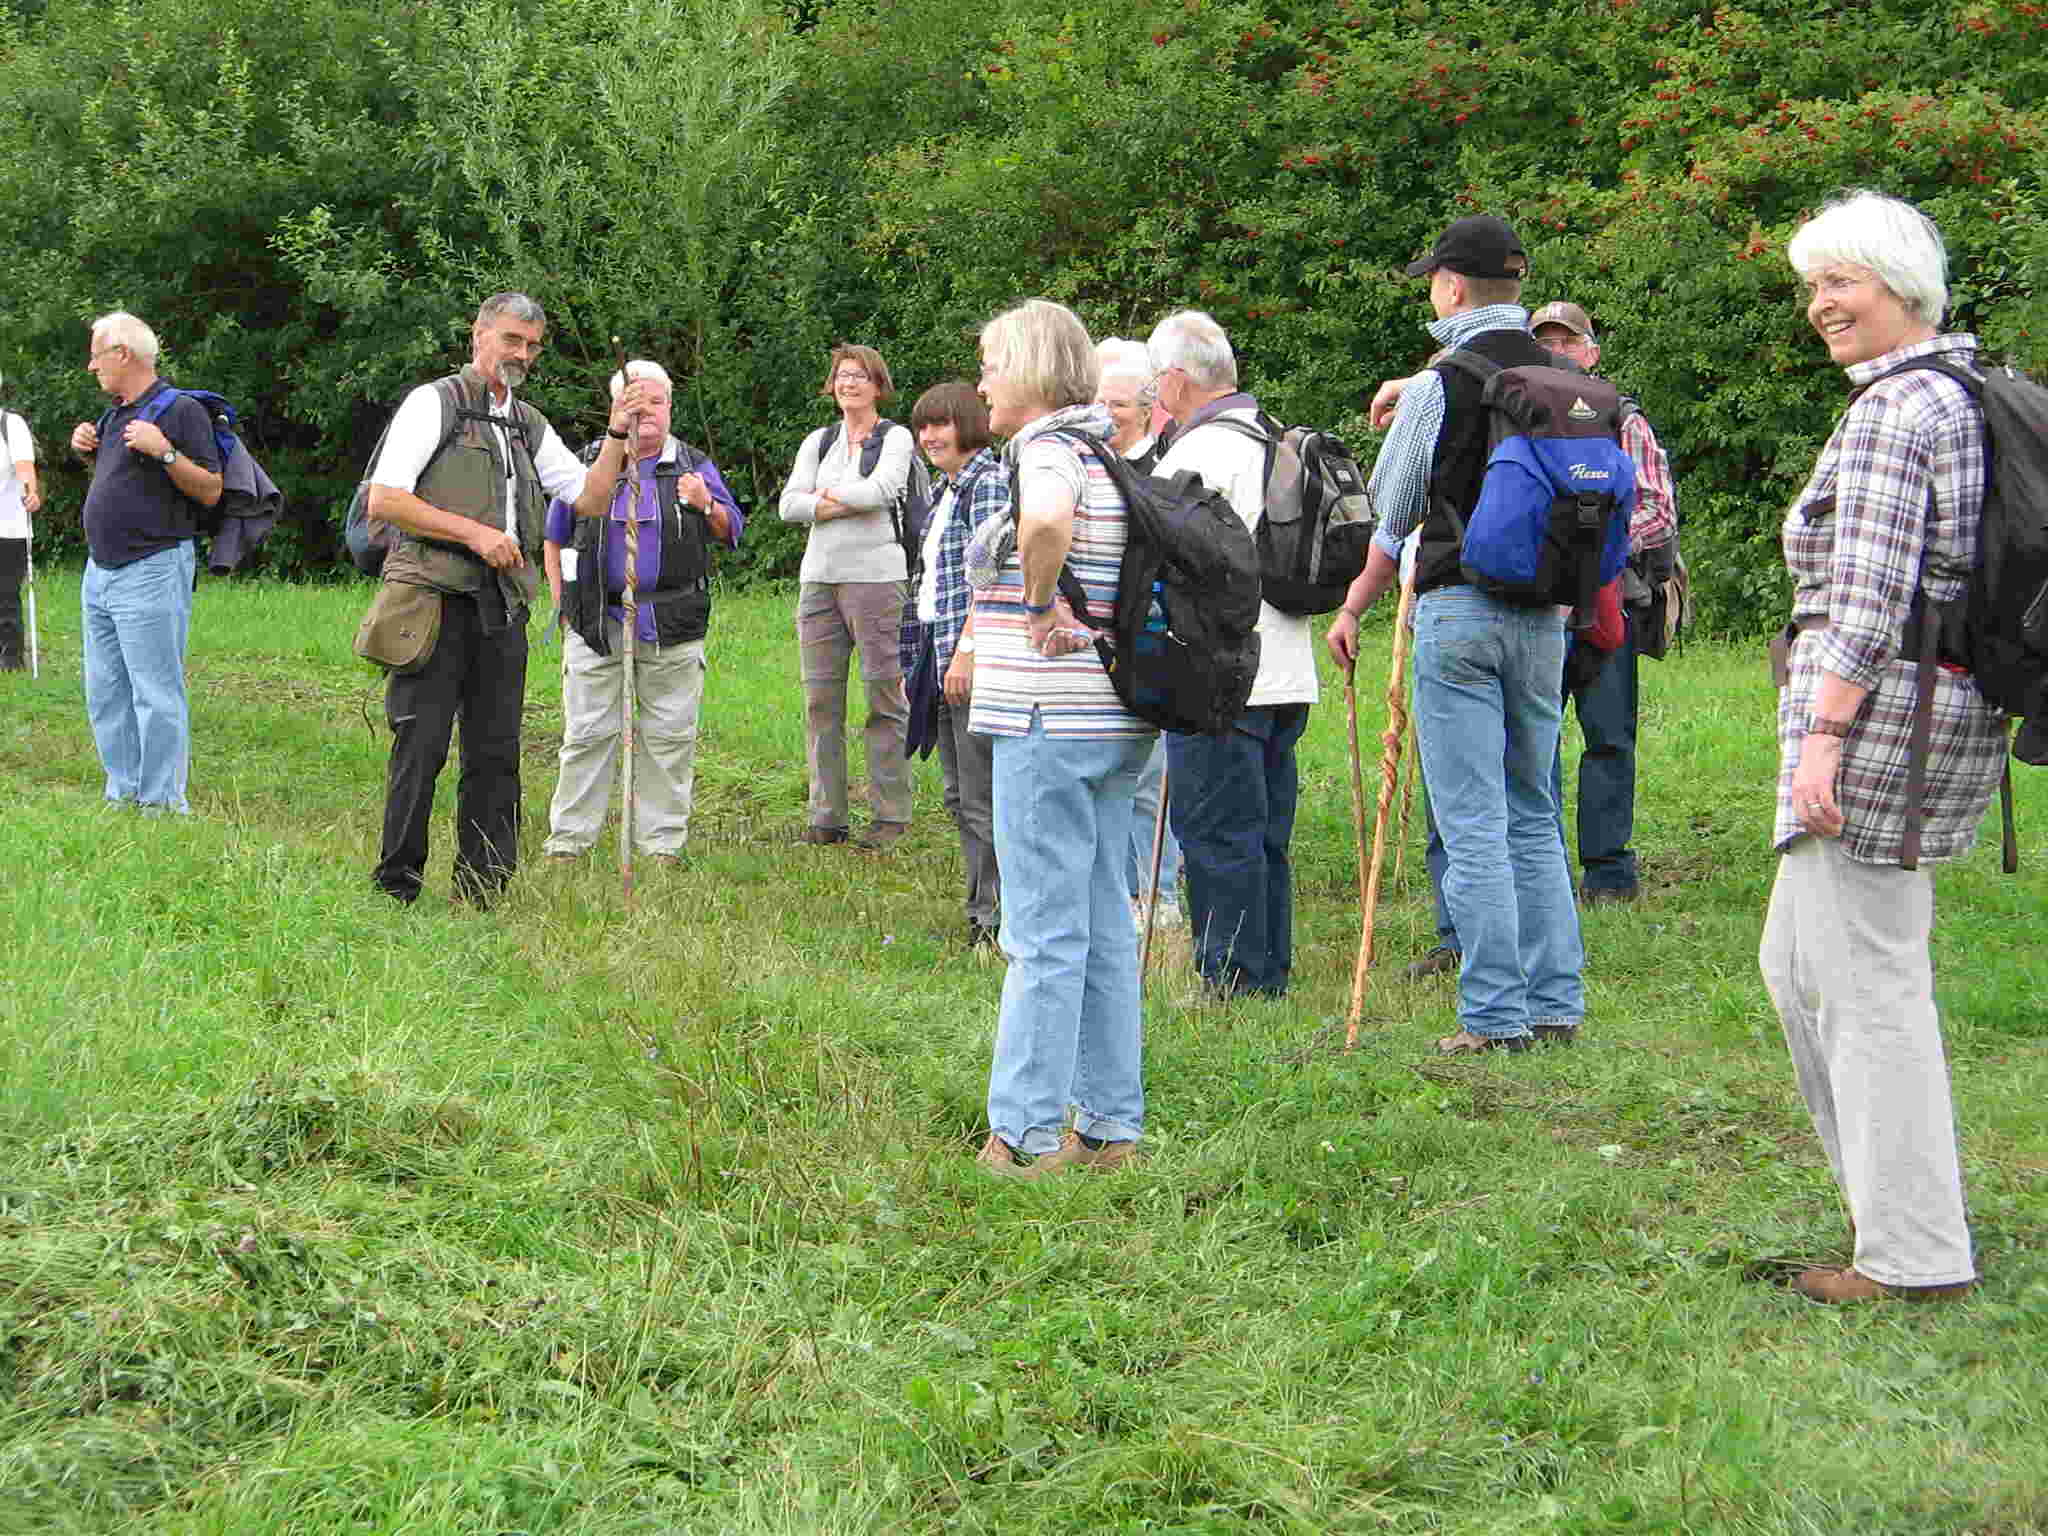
[353,581,444,674]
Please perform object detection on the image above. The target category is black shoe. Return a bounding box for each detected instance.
[967,923,999,951]
[1404,945,1460,981]
[1436,1030,1533,1056]
[1532,1023,1579,1047]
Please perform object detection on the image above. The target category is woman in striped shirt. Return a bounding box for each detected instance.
[971,300,1156,1178]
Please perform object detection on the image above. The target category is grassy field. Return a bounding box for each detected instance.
[2,570,2044,1535]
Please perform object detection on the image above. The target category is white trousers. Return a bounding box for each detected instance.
[545,622,706,857]
[1759,836,1974,1287]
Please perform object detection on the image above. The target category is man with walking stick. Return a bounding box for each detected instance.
[364,292,655,908]
[1325,216,1586,1054]
[542,359,741,869]
[0,390,37,673]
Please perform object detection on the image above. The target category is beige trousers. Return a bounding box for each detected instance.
[544,622,705,857]
[1759,836,1974,1287]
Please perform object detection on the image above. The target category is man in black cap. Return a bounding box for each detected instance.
[1325,215,1586,1056]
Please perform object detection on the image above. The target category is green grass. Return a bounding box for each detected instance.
[2,570,2045,1534]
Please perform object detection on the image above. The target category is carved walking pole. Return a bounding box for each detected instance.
[612,341,642,910]
[1139,765,1170,983]
[1345,561,1419,1048]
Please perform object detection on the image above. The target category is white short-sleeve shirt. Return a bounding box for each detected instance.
[0,412,35,539]
[370,382,586,531]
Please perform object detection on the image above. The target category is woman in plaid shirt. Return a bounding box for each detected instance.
[1763,191,2006,1306]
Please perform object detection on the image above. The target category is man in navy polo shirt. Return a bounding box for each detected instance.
[68,311,222,814]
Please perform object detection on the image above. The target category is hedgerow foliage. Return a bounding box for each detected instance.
[2,0,2044,627]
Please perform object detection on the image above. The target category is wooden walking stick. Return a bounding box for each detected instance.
[611,341,643,910]
[1345,562,1419,1048]
[1139,764,1171,982]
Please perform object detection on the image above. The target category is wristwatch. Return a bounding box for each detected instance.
[160,448,179,466]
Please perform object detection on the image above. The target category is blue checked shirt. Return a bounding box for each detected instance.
[1367,304,1533,563]
[929,446,1011,674]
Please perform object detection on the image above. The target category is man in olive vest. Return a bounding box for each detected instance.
[365,292,657,907]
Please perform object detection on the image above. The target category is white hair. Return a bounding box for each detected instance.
[1146,310,1237,393]
[90,310,160,364]
[1786,190,1948,327]
[609,359,673,398]
[1094,338,1155,401]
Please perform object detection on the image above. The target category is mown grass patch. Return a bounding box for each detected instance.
[2,574,2044,1533]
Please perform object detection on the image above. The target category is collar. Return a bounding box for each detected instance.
[1844,331,1978,388]
[1006,401,1114,460]
[948,445,999,486]
[1183,391,1260,432]
[1427,303,1531,350]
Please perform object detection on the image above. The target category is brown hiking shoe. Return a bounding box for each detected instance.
[798,824,850,846]
[976,1133,1035,1178]
[1033,1130,1138,1175]
[1793,1266,1974,1304]
[1404,945,1459,981]
[855,820,909,850]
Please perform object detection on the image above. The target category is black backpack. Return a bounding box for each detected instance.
[816,418,936,579]
[1043,429,1262,736]
[1200,413,1377,615]
[346,380,546,577]
[1868,358,2048,759]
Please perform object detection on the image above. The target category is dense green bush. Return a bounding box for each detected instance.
[2,0,2044,630]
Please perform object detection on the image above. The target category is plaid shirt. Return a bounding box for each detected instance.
[1621,408,1676,555]
[928,446,1008,674]
[1775,332,2007,863]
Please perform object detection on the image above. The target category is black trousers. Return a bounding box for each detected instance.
[373,592,529,904]
[0,538,25,669]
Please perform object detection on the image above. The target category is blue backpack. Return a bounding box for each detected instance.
[97,386,268,538]
[1435,352,1634,621]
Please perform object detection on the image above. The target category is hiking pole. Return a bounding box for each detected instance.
[1139,765,1170,983]
[1345,560,1419,1049]
[611,340,642,911]
[24,534,37,681]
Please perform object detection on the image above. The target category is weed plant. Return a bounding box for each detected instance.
[1,574,2043,1533]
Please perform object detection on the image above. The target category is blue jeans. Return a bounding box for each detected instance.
[1552,615,1639,893]
[1422,785,1457,951]
[988,714,1150,1154]
[82,542,196,812]
[1128,737,1183,912]
[1167,702,1310,997]
[1412,588,1583,1039]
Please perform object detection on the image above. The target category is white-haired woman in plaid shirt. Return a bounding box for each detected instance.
[1764,191,2007,1305]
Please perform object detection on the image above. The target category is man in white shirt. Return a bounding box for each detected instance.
[1147,310,1319,998]
[0,403,38,672]
[365,292,654,906]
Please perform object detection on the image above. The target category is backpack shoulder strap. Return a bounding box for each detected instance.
[860,419,898,479]
[1433,349,1503,389]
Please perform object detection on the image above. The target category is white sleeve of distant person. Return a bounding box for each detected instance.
[5,412,31,465]
[529,418,588,506]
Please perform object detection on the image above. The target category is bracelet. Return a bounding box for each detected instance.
[607,428,629,441]
[1023,598,1054,615]
[1806,715,1854,738]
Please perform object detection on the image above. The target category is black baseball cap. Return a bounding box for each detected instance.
[1404,215,1528,280]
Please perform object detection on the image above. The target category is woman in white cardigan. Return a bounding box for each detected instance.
[779,344,915,847]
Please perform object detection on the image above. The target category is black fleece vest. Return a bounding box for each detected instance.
[1414,328,1560,598]
[566,443,714,653]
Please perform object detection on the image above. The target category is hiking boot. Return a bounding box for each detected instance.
[1030,1130,1137,1175]
[967,923,1000,951]
[1531,1018,1580,1047]
[798,824,850,846]
[1792,1267,1974,1305]
[1404,945,1460,981]
[1435,1030,1532,1056]
[855,820,909,850]
[976,1133,1036,1178]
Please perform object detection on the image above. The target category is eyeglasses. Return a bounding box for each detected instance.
[88,344,127,363]
[833,369,871,384]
